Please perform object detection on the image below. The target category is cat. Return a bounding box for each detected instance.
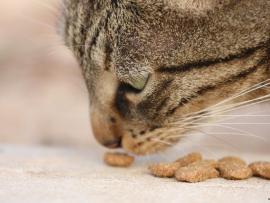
[60,0,270,155]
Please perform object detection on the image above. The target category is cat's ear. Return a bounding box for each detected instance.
[163,0,232,12]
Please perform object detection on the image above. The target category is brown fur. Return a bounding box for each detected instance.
[61,0,270,155]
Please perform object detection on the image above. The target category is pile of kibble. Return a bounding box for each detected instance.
[104,152,270,183]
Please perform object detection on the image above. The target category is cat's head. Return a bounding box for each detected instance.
[62,0,270,155]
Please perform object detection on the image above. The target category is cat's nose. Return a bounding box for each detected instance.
[90,108,123,149]
[103,139,121,148]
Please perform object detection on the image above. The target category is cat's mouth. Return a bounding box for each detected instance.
[121,126,187,155]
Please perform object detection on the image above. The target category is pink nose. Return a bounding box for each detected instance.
[91,109,123,148]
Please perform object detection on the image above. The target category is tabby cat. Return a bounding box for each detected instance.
[61,0,270,155]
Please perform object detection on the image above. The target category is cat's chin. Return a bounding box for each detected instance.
[121,132,182,156]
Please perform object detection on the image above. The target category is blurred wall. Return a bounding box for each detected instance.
[0,0,92,147]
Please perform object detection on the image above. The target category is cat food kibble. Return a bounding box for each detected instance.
[175,160,219,183]
[219,156,246,165]
[104,152,134,167]
[148,152,202,178]
[174,152,202,167]
[149,162,181,177]
[218,156,252,180]
[249,161,270,179]
[104,151,269,183]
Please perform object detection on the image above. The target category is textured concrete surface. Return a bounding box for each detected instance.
[0,144,269,203]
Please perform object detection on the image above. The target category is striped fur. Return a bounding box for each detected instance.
[62,0,270,155]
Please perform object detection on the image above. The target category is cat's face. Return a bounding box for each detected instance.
[63,0,270,155]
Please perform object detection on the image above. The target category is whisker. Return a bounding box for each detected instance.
[187,88,269,122]
[181,80,270,119]
[166,127,250,139]
[32,0,62,16]
[17,14,57,31]
[192,96,270,125]
[183,114,270,124]
[195,129,239,151]
[200,144,240,155]
[187,123,269,142]
[150,138,174,146]
[175,90,270,125]
[190,114,270,117]
[144,94,269,142]
[206,94,270,116]
[174,93,270,128]
[205,80,270,111]
[193,122,270,125]
[46,45,71,57]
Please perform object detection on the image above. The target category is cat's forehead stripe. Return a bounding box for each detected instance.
[157,41,269,74]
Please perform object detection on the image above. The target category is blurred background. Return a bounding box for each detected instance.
[0,0,269,155]
[0,0,92,148]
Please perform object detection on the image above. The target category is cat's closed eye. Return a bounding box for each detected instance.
[127,72,150,91]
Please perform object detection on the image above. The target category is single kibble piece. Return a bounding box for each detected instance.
[193,159,218,169]
[174,152,203,167]
[218,156,252,180]
[149,162,181,178]
[104,152,134,167]
[219,156,246,165]
[249,161,270,180]
[175,160,219,183]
